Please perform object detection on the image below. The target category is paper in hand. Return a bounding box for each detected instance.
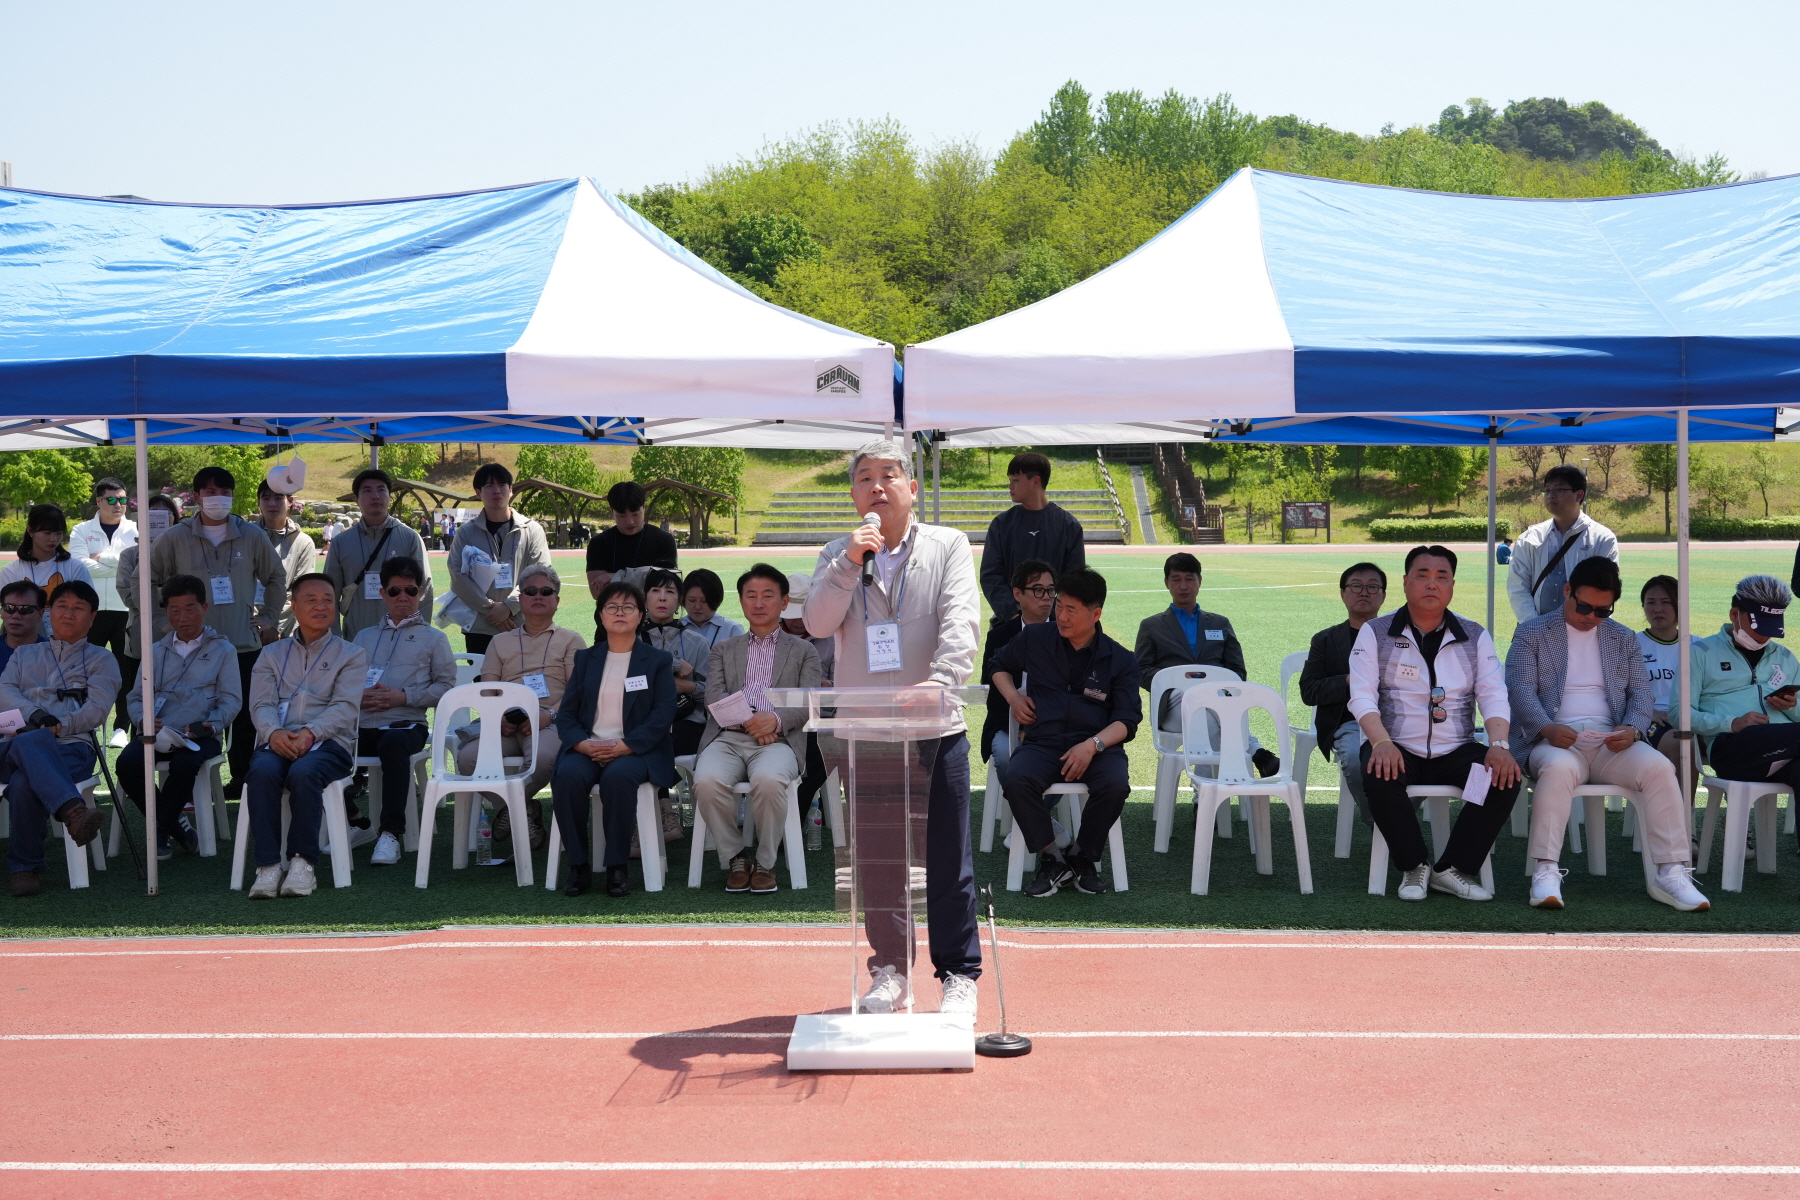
[707,690,755,729]
[1461,762,1493,806]
[1575,727,1609,746]
[0,708,23,735]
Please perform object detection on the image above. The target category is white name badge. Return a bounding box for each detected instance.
[1204,628,1225,641]
[277,700,290,726]
[154,694,168,715]
[254,581,266,606]
[210,575,234,605]
[624,674,648,693]
[1396,663,1421,682]
[364,572,382,600]
[494,562,514,589]
[866,621,903,673]
[364,667,385,690]
[523,671,550,699]
[1773,666,1788,689]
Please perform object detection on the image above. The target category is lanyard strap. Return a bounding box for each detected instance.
[518,626,553,675]
[278,635,335,704]
[858,557,909,623]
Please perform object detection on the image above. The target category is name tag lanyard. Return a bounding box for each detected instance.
[487,521,515,587]
[52,641,93,698]
[202,534,236,604]
[518,626,555,698]
[277,636,336,719]
[153,639,205,701]
[859,558,909,672]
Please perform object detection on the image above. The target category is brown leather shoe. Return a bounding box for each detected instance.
[525,800,547,853]
[10,870,41,898]
[750,864,778,894]
[60,802,102,848]
[659,793,683,843]
[725,853,752,893]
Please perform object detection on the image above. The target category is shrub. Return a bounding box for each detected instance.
[1368,517,1514,542]
[1687,517,1800,541]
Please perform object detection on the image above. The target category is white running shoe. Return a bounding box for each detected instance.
[1430,867,1493,901]
[859,965,910,1014]
[939,973,978,1018]
[371,832,402,866]
[278,855,316,897]
[1529,862,1567,909]
[247,864,283,899]
[108,728,130,749]
[1396,864,1430,901]
[1649,865,1711,912]
[347,825,379,850]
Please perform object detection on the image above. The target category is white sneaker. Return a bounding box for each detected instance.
[347,825,379,850]
[1650,865,1711,912]
[247,864,283,899]
[278,855,316,897]
[1430,866,1493,901]
[939,973,978,1018]
[370,832,401,866]
[108,728,130,749]
[1396,864,1430,901]
[859,965,910,1014]
[1529,862,1568,909]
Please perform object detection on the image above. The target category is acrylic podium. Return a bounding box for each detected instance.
[767,684,987,1071]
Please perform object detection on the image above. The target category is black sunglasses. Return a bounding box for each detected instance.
[520,586,559,597]
[1573,599,1614,619]
[385,585,421,598]
[2,603,40,616]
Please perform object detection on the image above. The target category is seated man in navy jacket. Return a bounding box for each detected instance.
[990,567,1141,898]
[550,581,677,899]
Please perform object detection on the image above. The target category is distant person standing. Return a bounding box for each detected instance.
[70,477,137,738]
[979,452,1085,626]
[446,463,551,655]
[322,469,434,642]
[585,481,679,596]
[1508,465,1618,622]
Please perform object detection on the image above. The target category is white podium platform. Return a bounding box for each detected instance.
[787,1012,975,1071]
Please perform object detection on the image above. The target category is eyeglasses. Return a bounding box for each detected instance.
[99,496,128,506]
[1343,583,1386,595]
[1020,585,1055,600]
[1429,685,1447,724]
[2,604,39,616]
[1573,599,1615,619]
[601,604,639,617]
[385,585,420,598]
[1543,487,1577,498]
[520,586,559,598]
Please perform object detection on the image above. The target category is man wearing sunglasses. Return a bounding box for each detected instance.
[1507,464,1619,622]
[1350,545,1519,902]
[979,558,1055,786]
[349,556,456,866]
[0,580,44,676]
[1507,556,1706,911]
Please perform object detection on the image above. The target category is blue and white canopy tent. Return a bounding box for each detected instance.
[0,176,898,891]
[907,166,1800,841]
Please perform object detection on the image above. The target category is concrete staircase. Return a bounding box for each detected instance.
[754,489,1126,546]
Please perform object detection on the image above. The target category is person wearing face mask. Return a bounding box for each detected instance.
[0,505,94,638]
[1505,556,1706,912]
[150,467,285,804]
[1688,575,1800,824]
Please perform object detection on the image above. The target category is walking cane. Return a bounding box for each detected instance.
[90,730,145,880]
[974,883,1031,1057]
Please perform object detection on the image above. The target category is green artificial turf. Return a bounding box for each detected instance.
[7,543,1798,939]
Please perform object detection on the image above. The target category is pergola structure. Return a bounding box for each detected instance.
[509,476,610,547]
[641,477,736,547]
[336,477,473,523]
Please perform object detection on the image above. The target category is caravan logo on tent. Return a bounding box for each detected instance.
[815,363,861,396]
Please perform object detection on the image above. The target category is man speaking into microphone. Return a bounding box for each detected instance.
[804,438,983,1019]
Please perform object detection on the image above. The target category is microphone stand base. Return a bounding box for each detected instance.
[975,1032,1032,1058]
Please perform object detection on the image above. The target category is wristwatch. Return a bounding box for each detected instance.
[1092,735,1106,753]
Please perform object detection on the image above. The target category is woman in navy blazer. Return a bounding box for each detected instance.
[551,581,677,896]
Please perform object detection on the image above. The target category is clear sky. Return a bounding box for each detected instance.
[5,0,1794,204]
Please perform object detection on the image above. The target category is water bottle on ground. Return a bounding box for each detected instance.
[806,798,823,850]
[476,809,493,865]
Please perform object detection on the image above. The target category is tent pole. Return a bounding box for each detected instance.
[1676,410,1693,809]
[136,419,157,895]
[1486,435,1497,633]
[932,438,941,525]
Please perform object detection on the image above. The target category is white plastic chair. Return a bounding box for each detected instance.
[996,678,1129,892]
[227,768,354,890]
[1183,682,1312,895]
[1515,778,1639,877]
[1697,771,1790,892]
[545,780,665,892]
[1150,664,1243,853]
[979,671,1026,853]
[1280,649,1360,859]
[415,682,541,888]
[353,745,431,852]
[452,653,482,687]
[1368,785,1496,896]
[108,750,230,859]
[0,776,103,888]
[686,775,808,890]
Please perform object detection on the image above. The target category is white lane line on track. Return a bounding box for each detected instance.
[2,1161,1797,1175]
[5,939,1799,957]
[6,1030,1799,1042]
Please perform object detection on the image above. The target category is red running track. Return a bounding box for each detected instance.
[3,926,1799,1199]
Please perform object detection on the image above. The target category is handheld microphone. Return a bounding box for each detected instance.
[859,512,879,587]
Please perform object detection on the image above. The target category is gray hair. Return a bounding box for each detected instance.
[1734,574,1791,610]
[518,562,560,590]
[849,438,912,482]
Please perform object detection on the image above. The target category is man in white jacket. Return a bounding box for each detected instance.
[1507,464,1619,622]
[70,477,137,741]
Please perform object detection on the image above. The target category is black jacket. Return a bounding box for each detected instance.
[1298,620,1361,760]
[991,621,1141,749]
[978,503,1086,624]
[553,640,678,787]
[979,614,1023,761]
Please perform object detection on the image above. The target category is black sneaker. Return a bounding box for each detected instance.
[1070,855,1107,895]
[172,814,199,855]
[1253,748,1281,778]
[156,836,173,861]
[1023,856,1072,898]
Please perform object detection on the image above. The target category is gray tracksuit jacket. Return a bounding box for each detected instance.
[250,519,317,639]
[124,627,243,735]
[351,614,456,729]
[248,631,368,757]
[150,515,286,655]
[0,637,123,745]
[447,513,551,638]
[322,517,434,641]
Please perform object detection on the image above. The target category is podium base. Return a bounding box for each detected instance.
[787,1012,976,1071]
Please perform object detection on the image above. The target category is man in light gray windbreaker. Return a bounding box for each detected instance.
[446,462,551,656]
